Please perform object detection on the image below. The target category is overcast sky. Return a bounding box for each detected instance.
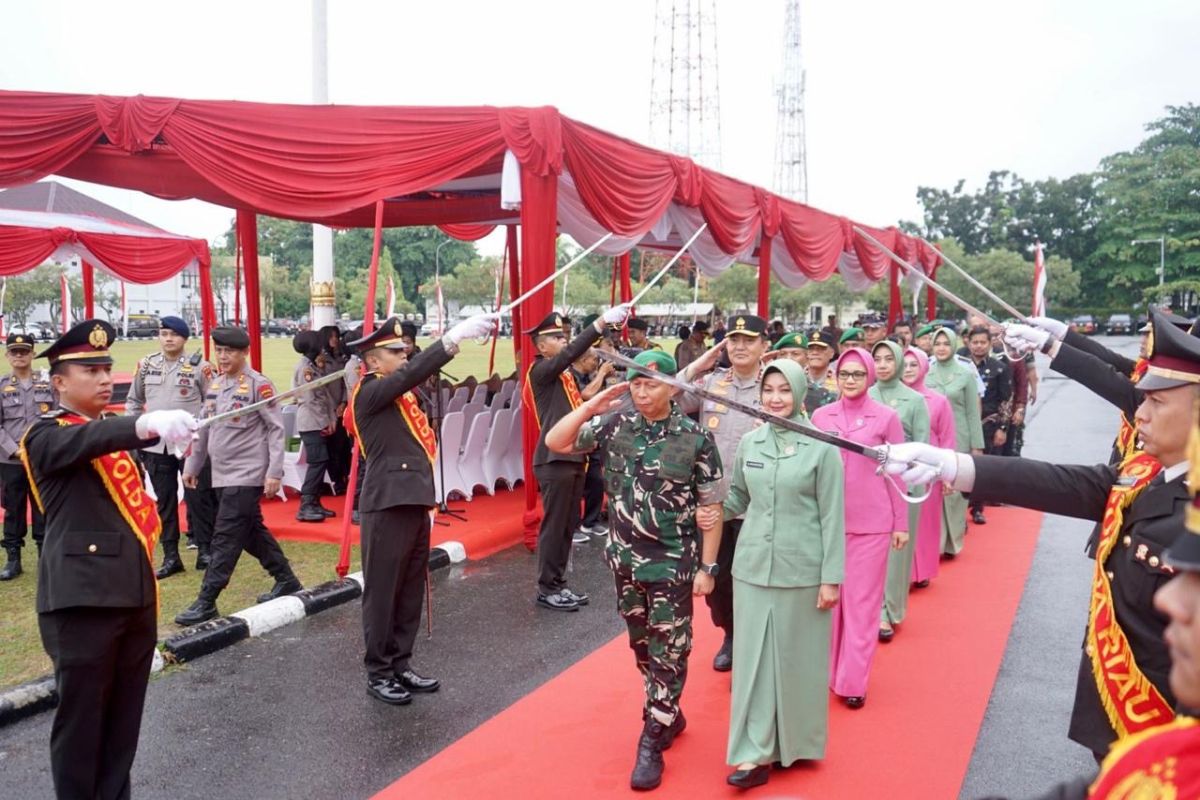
[2,0,1196,255]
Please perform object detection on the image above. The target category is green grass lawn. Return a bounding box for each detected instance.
[1,335,517,690]
[1,539,363,689]
[107,335,517,390]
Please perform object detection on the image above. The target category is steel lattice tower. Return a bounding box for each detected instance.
[774,0,808,202]
[648,0,723,170]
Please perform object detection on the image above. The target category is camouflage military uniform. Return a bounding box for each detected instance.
[575,403,724,725]
[803,377,837,416]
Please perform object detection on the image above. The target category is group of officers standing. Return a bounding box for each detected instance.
[11,292,1200,798]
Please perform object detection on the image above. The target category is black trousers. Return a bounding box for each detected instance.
[972,421,1007,512]
[326,424,351,491]
[704,518,742,636]
[533,461,585,596]
[0,461,43,552]
[299,430,331,498]
[38,603,156,800]
[200,486,293,601]
[361,504,430,680]
[581,455,605,528]
[143,452,216,554]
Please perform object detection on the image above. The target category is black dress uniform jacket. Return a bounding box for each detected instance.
[354,341,453,512]
[1049,342,1144,467]
[529,326,601,466]
[968,454,1189,755]
[23,413,158,613]
[1064,329,1137,377]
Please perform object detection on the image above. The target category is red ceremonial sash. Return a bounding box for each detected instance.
[1089,716,1200,798]
[1087,451,1174,739]
[522,361,582,431]
[20,413,162,605]
[1114,358,1148,461]
[349,376,437,463]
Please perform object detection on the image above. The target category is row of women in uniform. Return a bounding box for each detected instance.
[722,325,986,777]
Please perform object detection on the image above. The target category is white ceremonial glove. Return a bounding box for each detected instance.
[135,409,199,448]
[1003,323,1049,353]
[601,303,632,327]
[443,313,499,346]
[1028,315,1068,338]
[883,442,960,487]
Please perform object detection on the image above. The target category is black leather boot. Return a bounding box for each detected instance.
[174,597,219,626]
[314,498,336,518]
[257,575,303,603]
[295,496,326,523]
[195,549,211,571]
[0,549,21,581]
[713,634,733,672]
[630,719,668,791]
[156,542,185,579]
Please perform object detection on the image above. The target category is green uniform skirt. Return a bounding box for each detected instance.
[728,581,830,766]
[941,490,968,555]
[882,501,920,625]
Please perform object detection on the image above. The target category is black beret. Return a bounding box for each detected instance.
[211,326,251,349]
[626,317,650,331]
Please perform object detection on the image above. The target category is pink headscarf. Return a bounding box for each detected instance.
[837,347,877,387]
[902,346,931,395]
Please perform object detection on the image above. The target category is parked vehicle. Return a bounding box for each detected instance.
[124,313,161,338]
[1069,314,1097,335]
[1105,313,1133,335]
[265,319,299,335]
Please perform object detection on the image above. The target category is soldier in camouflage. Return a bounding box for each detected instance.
[546,349,725,792]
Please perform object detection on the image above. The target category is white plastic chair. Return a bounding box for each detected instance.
[482,408,515,490]
[502,410,525,486]
[460,401,486,446]
[457,409,494,497]
[433,411,470,501]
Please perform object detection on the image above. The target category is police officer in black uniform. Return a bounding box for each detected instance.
[350,312,494,705]
[0,331,55,580]
[964,324,1013,524]
[888,308,1199,761]
[21,320,196,799]
[526,305,630,611]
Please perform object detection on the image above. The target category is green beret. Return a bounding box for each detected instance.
[915,323,937,339]
[627,349,677,379]
[838,327,865,345]
[771,331,807,351]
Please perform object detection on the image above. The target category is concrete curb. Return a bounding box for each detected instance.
[0,542,463,728]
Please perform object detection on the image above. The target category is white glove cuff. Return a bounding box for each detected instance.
[948,453,974,492]
[135,415,153,440]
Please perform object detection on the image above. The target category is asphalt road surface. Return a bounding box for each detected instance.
[0,336,1145,799]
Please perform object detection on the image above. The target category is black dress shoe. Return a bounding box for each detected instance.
[878,627,895,643]
[174,598,219,626]
[317,506,336,518]
[295,499,326,523]
[913,579,931,589]
[257,576,303,603]
[727,764,770,789]
[843,695,866,709]
[396,669,440,693]
[713,634,733,672]
[351,510,361,525]
[155,558,185,580]
[563,587,589,606]
[0,552,22,581]
[536,590,579,612]
[367,677,411,706]
[971,509,987,525]
[195,552,211,571]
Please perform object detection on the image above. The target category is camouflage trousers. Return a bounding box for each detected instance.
[613,573,694,726]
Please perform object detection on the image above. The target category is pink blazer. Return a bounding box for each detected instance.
[812,397,907,534]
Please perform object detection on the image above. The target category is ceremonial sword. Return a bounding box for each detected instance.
[918,237,1030,323]
[593,349,932,503]
[497,232,614,316]
[198,368,349,429]
[628,224,708,305]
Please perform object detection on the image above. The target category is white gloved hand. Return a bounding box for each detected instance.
[135,409,199,448]
[882,441,960,487]
[443,313,498,346]
[1028,315,1068,338]
[1003,323,1050,352]
[601,303,632,327]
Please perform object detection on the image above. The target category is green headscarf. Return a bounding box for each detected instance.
[869,339,929,441]
[761,358,808,422]
[927,326,969,385]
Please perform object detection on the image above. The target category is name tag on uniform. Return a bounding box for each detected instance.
[1116,475,1138,487]
[746,460,765,469]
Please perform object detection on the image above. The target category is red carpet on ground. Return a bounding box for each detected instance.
[373,506,1044,800]
[262,488,528,560]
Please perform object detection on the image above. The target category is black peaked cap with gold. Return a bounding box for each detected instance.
[525,311,567,339]
[38,319,115,366]
[6,332,35,350]
[1137,307,1200,392]
[726,314,767,337]
[347,317,411,355]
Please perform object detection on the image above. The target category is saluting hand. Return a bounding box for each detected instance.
[586,381,629,417]
[687,339,727,378]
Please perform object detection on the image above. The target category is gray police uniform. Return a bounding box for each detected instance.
[293,356,338,502]
[0,371,55,556]
[677,364,761,638]
[126,352,217,561]
[184,366,296,602]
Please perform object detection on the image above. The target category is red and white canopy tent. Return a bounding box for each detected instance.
[0,180,215,345]
[0,90,941,552]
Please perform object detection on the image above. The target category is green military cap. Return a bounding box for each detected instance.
[839,327,865,345]
[771,331,807,351]
[626,349,677,379]
[915,323,937,339]
[581,313,599,328]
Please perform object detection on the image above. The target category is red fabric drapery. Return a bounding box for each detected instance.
[438,223,495,242]
[757,236,772,318]
[81,260,94,318]
[236,210,263,371]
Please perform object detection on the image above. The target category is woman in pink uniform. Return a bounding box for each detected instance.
[811,347,907,709]
[901,347,957,587]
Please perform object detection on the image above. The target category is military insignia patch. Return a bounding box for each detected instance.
[258,384,274,399]
[88,324,107,349]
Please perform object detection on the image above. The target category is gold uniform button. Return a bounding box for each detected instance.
[1122,536,1132,547]
[87,544,97,553]
[1149,556,1160,568]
